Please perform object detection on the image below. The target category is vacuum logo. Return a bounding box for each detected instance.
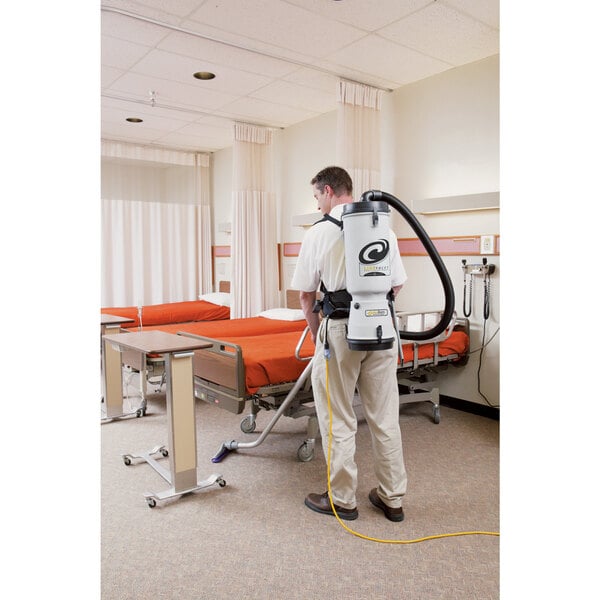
[358,239,390,277]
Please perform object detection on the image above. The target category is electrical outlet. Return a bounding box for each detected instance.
[480,235,495,254]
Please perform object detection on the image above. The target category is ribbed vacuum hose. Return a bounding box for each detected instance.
[360,190,455,341]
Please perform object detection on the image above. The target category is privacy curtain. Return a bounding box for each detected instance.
[230,123,279,318]
[101,141,212,306]
[336,80,383,199]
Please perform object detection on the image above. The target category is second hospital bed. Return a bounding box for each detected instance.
[178,310,470,462]
[115,291,309,404]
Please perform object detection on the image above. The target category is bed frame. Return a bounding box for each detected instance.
[395,311,470,424]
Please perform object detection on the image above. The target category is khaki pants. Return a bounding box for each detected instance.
[311,318,408,509]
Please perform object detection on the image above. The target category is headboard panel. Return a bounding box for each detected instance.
[286,289,301,309]
[219,280,230,293]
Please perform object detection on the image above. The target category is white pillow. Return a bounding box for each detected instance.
[258,308,305,321]
[199,292,231,307]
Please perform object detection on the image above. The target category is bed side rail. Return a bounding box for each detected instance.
[396,310,457,344]
[177,332,247,414]
[396,311,470,371]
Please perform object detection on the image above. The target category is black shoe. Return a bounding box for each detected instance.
[369,488,405,522]
[304,492,358,521]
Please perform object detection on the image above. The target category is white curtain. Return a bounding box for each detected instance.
[101,141,212,306]
[230,123,279,318]
[336,80,383,199]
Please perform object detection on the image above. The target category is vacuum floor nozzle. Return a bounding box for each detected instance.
[211,443,233,463]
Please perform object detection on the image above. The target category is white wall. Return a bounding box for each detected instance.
[275,111,337,245]
[384,55,499,407]
[211,54,499,407]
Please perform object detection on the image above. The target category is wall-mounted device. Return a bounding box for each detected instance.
[461,258,496,276]
[461,258,495,319]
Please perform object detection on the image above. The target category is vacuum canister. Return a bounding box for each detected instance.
[342,201,395,350]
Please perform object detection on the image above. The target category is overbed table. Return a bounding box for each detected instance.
[102,330,226,507]
[101,314,141,421]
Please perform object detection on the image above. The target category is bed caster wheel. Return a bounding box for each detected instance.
[297,442,314,462]
[433,406,440,424]
[146,498,156,508]
[240,415,256,434]
[136,409,143,418]
[217,478,226,488]
[160,448,169,458]
[123,456,132,466]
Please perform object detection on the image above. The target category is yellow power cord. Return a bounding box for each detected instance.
[324,357,500,544]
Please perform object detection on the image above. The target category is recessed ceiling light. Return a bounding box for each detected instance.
[193,71,216,80]
[126,117,143,123]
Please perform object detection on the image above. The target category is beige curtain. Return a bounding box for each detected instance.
[195,153,213,295]
[230,123,279,318]
[336,80,383,199]
[101,141,212,306]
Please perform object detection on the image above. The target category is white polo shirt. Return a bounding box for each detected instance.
[291,203,407,293]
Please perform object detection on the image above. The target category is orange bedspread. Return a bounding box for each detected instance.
[214,330,315,394]
[146,316,307,338]
[100,300,230,328]
[195,329,469,395]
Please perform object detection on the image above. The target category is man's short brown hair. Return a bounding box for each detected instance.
[311,166,353,196]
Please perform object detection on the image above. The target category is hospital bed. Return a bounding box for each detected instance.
[108,289,308,412]
[178,310,469,462]
[100,282,231,417]
[100,281,231,329]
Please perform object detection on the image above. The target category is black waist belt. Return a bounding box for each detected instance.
[316,288,352,319]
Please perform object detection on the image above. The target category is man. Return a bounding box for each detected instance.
[291,166,408,522]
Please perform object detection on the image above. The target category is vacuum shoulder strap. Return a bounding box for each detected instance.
[315,213,343,229]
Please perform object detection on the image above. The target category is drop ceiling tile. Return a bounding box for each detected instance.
[220,96,318,128]
[177,120,232,138]
[164,122,233,151]
[378,2,499,65]
[442,0,499,30]
[102,65,126,89]
[284,0,432,32]
[281,68,339,94]
[156,130,229,152]
[326,35,451,87]
[101,35,152,70]
[188,0,366,59]
[250,80,337,114]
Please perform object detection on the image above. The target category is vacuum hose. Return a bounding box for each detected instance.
[360,190,455,341]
